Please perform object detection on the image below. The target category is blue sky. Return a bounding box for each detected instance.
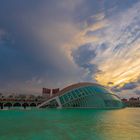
[0,0,140,97]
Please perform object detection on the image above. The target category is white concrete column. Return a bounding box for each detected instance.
[55,97,62,109]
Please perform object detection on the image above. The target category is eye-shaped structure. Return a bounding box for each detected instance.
[38,82,124,109]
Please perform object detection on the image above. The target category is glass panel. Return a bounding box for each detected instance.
[67,92,74,101]
[78,88,85,97]
[93,86,109,94]
[59,96,64,104]
[75,89,82,97]
[86,87,93,95]
[60,85,123,108]
[81,88,89,96]
[72,90,78,98]
[63,94,69,102]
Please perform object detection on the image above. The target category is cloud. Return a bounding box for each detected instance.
[72,43,99,80]
[93,13,105,21]
[57,0,85,12]
[60,18,108,64]
[121,82,138,90]
[111,88,121,93]
[52,0,140,97]
[135,90,140,95]
[111,82,138,94]
[0,29,6,39]
[69,1,140,89]
[0,0,87,94]
[0,0,140,95]
[94,2,140,87]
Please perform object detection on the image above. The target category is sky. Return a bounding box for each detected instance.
[0,0,140,98]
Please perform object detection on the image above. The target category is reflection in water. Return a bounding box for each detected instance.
[0,108,140,140]
[100,109,140,140]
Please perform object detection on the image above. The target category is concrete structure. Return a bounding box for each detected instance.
[38,82,124,109]
[0,99,42,109]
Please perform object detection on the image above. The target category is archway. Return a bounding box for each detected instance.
[30,103,36,107]
[0,103,3,109]
[13,102,21,107]
[22,103,29,109]
[4,103,12,108]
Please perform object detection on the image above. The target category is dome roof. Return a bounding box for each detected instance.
[57,82,110,96]
[38,82,124,109]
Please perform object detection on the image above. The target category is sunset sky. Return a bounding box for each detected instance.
[0,0,140,98]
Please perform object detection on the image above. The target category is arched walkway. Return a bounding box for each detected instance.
[30,103,36,107]
[13,102,21,107]
[22,103,29,109]
[4,103,12,108]
[0,103,3,109]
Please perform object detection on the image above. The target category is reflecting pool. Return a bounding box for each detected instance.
[0,108,140,140]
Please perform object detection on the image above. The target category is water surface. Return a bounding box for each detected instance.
[0,108,140,140]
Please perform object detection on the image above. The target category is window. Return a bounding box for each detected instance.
[59,96,64,104]
[75,89,82,97]
[63,94,69,102]
[71,91,78,98]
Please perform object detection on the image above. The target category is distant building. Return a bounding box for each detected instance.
[128,97,140,107]
[129,97,139,101]
[52,88,59,96]
[42,88,51,98]
[121,97,140,107]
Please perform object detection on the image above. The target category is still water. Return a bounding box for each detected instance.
[0,108,140,140]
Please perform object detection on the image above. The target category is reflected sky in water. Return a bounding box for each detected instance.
[0,108,140,140]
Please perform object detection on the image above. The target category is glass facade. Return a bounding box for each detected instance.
[59,85,124,108]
